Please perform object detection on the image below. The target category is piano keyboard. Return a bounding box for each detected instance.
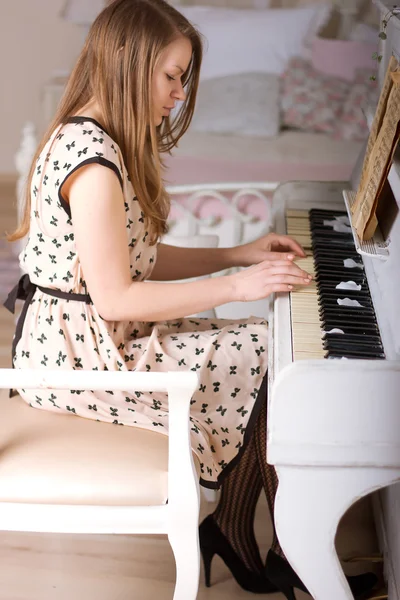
[286,208,385,362]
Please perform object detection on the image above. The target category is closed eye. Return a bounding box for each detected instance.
[166,74,175,81]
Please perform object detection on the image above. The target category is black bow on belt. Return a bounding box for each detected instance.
[3,273,92,365]
[3,273,36,315]
[3,273,92,398]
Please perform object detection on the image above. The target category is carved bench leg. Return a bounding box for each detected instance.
[274,465,400,600]
[169,522,200,600]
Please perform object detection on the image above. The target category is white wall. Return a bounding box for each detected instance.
[0,0,85,174]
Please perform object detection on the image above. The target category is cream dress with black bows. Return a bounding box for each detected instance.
[12,116,268,488]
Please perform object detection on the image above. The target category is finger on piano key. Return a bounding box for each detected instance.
[293,257,315,269]
[291,282,318,293]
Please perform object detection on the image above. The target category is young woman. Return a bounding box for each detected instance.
[4,0,377,597]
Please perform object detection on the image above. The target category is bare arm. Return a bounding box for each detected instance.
[65,165,235,322]
[148,243,235,281]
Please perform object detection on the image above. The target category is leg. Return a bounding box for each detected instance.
[199,398,277,593]
[212,423,264,574]
[253,399,285,557]
[209,395,284,574]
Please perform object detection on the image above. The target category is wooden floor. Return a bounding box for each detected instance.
[0,178,381,599]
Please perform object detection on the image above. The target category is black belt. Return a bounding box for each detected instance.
[3,273,92,397]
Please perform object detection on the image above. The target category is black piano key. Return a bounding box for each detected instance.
[327,354,386,360]
[314,249,361,260]
[318,299,374,312]
[314,271,366,281]
[320,311,377,323]
[321,315,379,328]
[323,338,383,352]
[310,221,352,230]
[326,349,386,359]
[313,244,359,252]
[317,287,372,300]
[316,276,369,286]
[322,331,382,343]
[322,323,381,336]
[314,259,364,268]
[310,230,353,242]
[318,302,375,315]
[309,209,348,218]
[313,240,356,251]
[315,258,365,266]
[315,259,364,268]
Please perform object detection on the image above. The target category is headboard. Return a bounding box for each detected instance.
[169,0,379,36]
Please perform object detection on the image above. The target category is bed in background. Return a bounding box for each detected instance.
[163,129,364,186]
[163,0,380,187]
[18,0,381,246]
[46,0,381,190]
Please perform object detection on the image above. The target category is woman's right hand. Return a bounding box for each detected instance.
[228,258,313,303]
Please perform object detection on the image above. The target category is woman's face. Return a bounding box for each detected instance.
[152,36,192,126]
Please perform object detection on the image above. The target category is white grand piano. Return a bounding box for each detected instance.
[267,2,400,598]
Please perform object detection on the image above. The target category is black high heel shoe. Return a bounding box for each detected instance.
[265,549,378,600]
[199,515,277,594]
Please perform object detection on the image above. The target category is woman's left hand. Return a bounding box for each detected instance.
[232,233,307,268]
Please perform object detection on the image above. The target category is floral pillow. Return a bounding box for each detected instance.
[281,57,350,134]
[334,69,379,141]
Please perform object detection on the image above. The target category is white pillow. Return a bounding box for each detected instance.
[349,23,379,44]
[190,72,280,137]
[179,4,332,80]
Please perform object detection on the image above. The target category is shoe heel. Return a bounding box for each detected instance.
[265,550,303,600]
[199,515,277,593]
[201,546,215,587]
[280,586,297,600]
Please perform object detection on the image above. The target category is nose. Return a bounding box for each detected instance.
[172,81,186,102]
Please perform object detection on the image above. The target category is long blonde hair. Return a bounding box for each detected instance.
[8,0,202,246]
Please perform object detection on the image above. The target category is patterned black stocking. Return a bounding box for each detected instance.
[212,397,285,576]
[213,421,264,574]
[253,400,285,558]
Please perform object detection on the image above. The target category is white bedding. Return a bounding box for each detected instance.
[171,129,363,166]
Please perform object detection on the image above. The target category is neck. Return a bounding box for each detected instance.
[75,99,104,125]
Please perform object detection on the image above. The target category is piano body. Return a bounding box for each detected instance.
[267,2,400,599]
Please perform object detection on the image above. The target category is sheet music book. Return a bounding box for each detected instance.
[352,56,400,240]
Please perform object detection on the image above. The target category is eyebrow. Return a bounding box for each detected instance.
[174,65,184,73]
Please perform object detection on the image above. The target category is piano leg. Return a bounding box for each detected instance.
[274,465,400,600]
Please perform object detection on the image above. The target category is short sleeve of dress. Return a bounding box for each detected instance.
[56,118,125,216]
[31,117,126,238]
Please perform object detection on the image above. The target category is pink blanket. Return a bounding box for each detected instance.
[163,155,354,187]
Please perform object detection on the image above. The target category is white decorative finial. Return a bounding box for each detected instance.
[15,121,37,228]
[334,0,366,39]
[15,122,36,177]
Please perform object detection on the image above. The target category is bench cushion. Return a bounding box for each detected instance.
[0,391,199,506]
